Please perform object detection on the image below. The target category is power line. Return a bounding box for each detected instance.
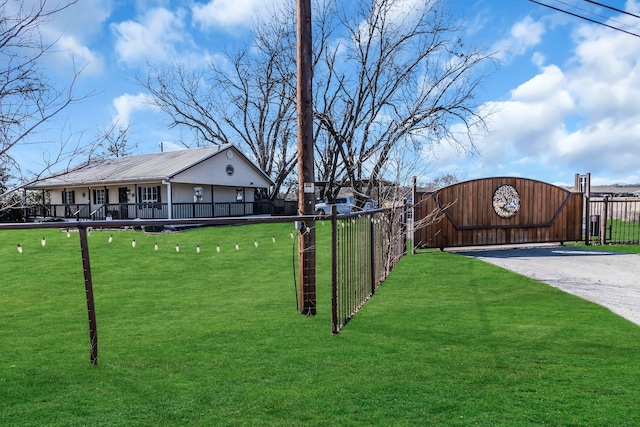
[529,0,640,38]
[572,0,640,33]
[583,0,640,20]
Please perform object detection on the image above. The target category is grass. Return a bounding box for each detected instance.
[606,219,639,243]
[583,243,640,254]
[2,224,640,425]
[568,239,640,254]
[588,218,640,244]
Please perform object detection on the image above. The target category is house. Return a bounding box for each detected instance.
[24,145,274,220]
[589,185,640,198]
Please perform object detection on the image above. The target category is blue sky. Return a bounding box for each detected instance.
[12,0,640,186]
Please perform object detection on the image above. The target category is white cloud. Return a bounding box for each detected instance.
[112,93,156,126]
[16,1,113,78]
[112,8,191,68]
[531,51,546,67]
[492,16,545,63]
[50,35,104,77]
[459,65,573,172]
[385,0,431,26]
[191,0,286,30]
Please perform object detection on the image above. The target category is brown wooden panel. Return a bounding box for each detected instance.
[416,177,583,249]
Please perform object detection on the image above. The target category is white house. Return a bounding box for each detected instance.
[25,145,274,220]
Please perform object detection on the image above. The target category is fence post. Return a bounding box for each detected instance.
[601,196,608,245]
[331,205,338,334]
[369,213,376,295]
[401,205,407,256]
[577,173,592,245]
[78,225,98,365]
[412,176,417,254]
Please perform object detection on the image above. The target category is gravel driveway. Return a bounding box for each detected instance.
[455,246,640,326]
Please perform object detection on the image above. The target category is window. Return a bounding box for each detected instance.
[139,186,161,203]
[94,189,106,204]
[62,190,75,204]
[141,186,157,203]
[236,188,244,202]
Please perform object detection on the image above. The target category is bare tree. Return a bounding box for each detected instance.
[94,122,135,159]
[313,0,494,206]
[0,0,87,179]
[138,0,493,204]
[424,172,460,191]
[137,6,299,200]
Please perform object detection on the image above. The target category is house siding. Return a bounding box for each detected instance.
[50,187,91,205]
[171,183,210,203]
[167,183,254,203]
[171,148,271,189]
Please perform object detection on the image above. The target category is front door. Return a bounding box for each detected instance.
[118,187,129,219]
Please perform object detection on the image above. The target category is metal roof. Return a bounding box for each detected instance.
[590,185,640,196]
[25,145,271,189]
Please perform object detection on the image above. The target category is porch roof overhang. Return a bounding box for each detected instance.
[25,176,170,190]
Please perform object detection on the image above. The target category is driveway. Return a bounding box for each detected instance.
[455,246,640,326]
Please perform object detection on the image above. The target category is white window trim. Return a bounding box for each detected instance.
[141,186,158,203]
[95,189,106,205]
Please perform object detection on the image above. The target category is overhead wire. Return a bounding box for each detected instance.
[528,0,640,38]
[583,0,640,20]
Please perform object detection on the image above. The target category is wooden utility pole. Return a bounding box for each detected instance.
[297,0,316,315]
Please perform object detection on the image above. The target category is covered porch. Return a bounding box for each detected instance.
[21,200,284,221]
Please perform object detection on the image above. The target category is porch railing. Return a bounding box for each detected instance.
[23,204,93,220]
[20,201,290,221]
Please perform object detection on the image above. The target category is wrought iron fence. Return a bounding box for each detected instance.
[588,197,640,244]
[331,206,406,334]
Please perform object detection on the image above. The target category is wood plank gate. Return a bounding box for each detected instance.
[414,177,583,249]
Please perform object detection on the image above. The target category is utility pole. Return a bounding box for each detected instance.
[296,0,316,315]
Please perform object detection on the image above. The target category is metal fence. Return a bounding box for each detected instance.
[588,197,640,244]
[0,207,406,363]
[331,206,406,334]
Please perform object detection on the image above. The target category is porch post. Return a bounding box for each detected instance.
[22,188,27,220]
[164,180,173,219]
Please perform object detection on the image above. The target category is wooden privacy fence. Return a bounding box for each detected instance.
[415,177,583,249]
[331,206,406,334]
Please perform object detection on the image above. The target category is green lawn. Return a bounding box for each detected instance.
[606,219,640,243]
[2,224,640,426]
[588,218,640,244]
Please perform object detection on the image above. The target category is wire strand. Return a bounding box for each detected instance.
[529,0,640,38]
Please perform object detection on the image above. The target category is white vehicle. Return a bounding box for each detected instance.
[362,200,377,211]
[314,196,354,215]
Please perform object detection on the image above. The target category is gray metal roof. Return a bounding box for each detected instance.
[590,185,640,196]
[26,145,270,189]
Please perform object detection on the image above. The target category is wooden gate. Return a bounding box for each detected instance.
[415,177,583,249]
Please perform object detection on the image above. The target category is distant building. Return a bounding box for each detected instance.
[589,185,640,198]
